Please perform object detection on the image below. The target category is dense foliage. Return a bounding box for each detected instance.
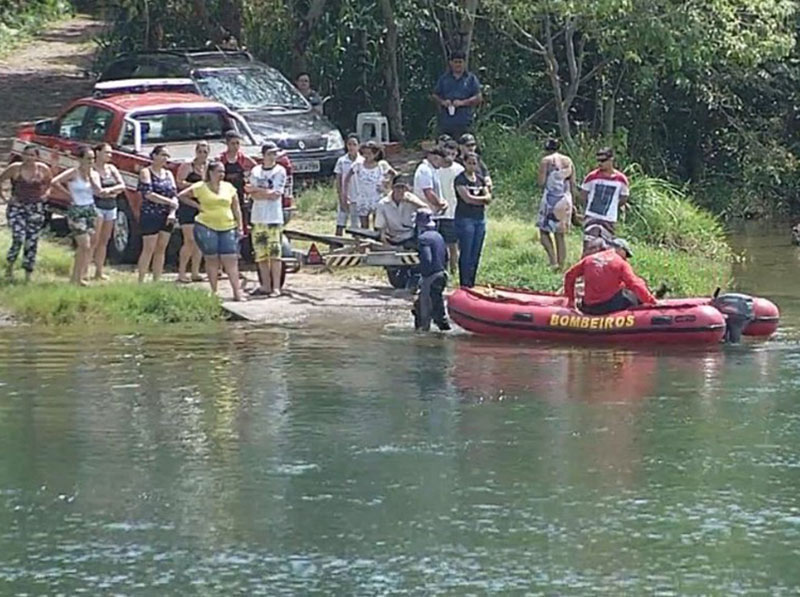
[82,1,800,216]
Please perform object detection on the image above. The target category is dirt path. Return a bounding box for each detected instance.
[0,15,104,160]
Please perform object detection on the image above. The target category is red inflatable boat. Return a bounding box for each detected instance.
[447,287,779,345]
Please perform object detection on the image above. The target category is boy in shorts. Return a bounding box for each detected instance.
[246,142,286,297]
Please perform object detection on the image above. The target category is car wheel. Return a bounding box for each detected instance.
[386,266,410,289]
[108,198,142,264]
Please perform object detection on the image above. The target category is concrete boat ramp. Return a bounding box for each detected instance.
[215,271,415,325]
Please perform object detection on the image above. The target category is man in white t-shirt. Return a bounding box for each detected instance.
[245,141,287,297]
[579,146,630,256]
[436,141,463,273]
[333,134,362,236]
[413,148,446,216]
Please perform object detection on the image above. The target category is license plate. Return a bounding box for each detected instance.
[293,159,321,173]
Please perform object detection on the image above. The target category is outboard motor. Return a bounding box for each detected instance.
[711,291,755,343]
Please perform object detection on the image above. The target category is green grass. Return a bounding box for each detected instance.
[290,193,733,297]
[295,182,338,216]
[478,218,731,296]
[0,281,223,325]
[1,229,74,278]
[0,0,72,57]
[0,228,223,325]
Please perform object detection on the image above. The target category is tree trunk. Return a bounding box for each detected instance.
[602,95,615,139]
[543,15,574,146]
[219,0,244,44]
[430,0,478,63]
[378,0,405,141]
[289,0,328,75]
[460,0,479,63]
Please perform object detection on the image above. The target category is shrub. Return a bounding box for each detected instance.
[476,125,731,261]
[478,218,731,296]
[0,282,223,325]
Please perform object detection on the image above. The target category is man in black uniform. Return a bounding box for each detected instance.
[413,209,451,332]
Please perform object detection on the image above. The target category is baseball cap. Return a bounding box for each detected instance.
[609,237,633,257]
[596,147,614,161]
[392,174,412,188]
[458,133,477,146]
[261,141,279,154]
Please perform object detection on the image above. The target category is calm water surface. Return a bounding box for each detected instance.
[0,222,799,595]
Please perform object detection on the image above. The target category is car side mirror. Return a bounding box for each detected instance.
[34,119,55,136]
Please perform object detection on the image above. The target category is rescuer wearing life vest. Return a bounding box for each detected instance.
[563,238,657,315]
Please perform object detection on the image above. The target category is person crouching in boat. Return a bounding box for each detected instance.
[564,238,656,315]
[413,209,451,331]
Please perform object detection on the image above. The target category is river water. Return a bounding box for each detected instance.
[0,222,798,595]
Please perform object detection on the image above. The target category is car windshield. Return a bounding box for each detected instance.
[193,67,308,111]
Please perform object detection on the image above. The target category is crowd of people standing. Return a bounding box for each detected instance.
[1,47,650,318]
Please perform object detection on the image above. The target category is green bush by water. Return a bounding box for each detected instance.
[0,229,222,325]
[478,218,731,296]
[476,125,732,258]
[0,282,223,325]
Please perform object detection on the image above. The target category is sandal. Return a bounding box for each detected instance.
[248,287,271,297]
[176,277,192,284]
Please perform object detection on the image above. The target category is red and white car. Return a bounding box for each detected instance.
[10,79,294,263]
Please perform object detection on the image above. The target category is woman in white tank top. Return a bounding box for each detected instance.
[50,145,101,286]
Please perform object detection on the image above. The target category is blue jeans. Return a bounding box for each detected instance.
[455,216,486,288]
[193,223,239,256]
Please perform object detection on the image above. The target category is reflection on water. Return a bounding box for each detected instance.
[0,225,799,593]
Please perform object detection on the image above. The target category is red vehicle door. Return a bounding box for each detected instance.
[16,100,120,210]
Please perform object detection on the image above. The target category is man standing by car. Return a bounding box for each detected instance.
[432,50,482,138]
[295,72,323,115]
[219,130,256,207]
[246,142,287,298]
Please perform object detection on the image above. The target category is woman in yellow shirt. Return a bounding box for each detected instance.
[178,160,245,301]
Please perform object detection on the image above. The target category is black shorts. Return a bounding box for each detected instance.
[177,204,198,226]
[581,289,640,315]
[140,211,175,236]
[436,218,458,244]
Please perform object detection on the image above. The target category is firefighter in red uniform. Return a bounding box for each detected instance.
[564,238,656,315]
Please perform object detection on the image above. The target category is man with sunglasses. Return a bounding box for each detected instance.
[579,147,629,256]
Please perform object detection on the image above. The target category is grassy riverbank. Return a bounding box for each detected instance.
[294,127,734,296]
[0,229,223,325]
[291,209,731,297]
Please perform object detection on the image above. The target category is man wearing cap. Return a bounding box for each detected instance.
[413,209,451,332]
[579,147,629,256]
[563,238,656,315]
[432,50,482,138]
[375,174,429,248]
[245,142,287,297]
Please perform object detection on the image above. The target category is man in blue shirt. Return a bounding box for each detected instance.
[432,50,482,138]
[413,210,451,332]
